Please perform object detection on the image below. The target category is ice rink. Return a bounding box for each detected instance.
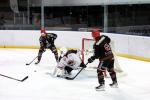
[0,48,150,100]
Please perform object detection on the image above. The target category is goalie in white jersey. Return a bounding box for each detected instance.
[53,48,86,77]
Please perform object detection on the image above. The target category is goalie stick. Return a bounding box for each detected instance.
[26,56,38,65]
[65,62,88,80]
[0,74,28,82]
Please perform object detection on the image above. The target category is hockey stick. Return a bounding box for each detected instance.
[0,74,28,82]
[65,62,88,80]
[26,56,38,65]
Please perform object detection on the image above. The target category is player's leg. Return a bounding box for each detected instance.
[35,47,45,64]
[95,61,105,91]
[53,56,67,77]
[50,45,59,62]
[107,59,118,88]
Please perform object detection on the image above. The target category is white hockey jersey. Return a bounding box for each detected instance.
[57,53,81,69]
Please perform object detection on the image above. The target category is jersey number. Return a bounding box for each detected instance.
[104,43,111,51]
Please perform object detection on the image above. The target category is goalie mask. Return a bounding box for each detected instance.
[67,60,75,66]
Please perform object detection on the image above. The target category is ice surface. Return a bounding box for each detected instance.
[0,49,150,100]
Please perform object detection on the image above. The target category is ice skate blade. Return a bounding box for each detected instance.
[109,85,118,88]
[95,88,105,91]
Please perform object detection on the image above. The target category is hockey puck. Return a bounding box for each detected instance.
[34,70,37,72]
[26,63,29,65]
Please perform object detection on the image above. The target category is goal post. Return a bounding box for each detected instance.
[82,38,94,63]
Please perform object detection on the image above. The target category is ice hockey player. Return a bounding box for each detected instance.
[88,30,118,91]
[53,49,86,78]
[35,31,59,64]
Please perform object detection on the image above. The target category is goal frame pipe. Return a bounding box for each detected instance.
[82,38,93,63]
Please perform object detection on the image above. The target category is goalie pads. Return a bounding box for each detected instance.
[57,53,81,70]
[54,53,82,77]
[52,67,65,77]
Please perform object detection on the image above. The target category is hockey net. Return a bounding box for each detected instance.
[81,38,124,76]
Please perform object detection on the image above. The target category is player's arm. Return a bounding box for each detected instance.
[35,37,46,64]
[88,36,106,63]
[51,33,57,40]
[39,36,47,48]
[65,50,77,56]
[47,33,57,40]
[100,35,111,44]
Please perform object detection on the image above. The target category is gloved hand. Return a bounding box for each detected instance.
[88,56,95,63]
[80,61,87,68]
[46,43,51,48]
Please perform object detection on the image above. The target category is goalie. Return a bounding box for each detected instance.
[53,48,86,78]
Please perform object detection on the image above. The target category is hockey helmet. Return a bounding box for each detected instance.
[41,27,46,33]
[41,28,47,36]
[92,30,100,38]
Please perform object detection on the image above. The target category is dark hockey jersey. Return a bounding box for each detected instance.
[93,35,113,60]
[46,33,57,43]
[39,33,57,48]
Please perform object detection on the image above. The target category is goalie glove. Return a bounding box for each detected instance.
[88,56,95,63]
[80,61,87,68]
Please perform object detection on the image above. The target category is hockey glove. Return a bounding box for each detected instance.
[46,43,52,48]
[80,61,87,68]
[88,56,95,63]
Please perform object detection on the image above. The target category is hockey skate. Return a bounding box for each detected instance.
[109,82,118,88]
[95,84,105,91]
